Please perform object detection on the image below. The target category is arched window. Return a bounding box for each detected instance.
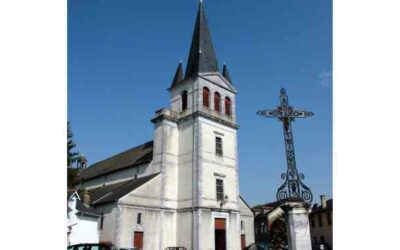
[225,97,232,116]
[137,213,142,225]
[203,87,210,107]
[214,92,221,112]
[181,91,188,111]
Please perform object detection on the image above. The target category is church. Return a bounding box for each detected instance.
[77,2,255,249]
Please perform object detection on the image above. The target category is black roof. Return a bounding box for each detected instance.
[184,1,219,80]
[222,64,232,83]
[75,199,102,217]
[90,173,160,206]
[170,62,184,88]
[79,141,153,181]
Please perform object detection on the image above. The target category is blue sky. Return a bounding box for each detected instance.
[68,0,332,206]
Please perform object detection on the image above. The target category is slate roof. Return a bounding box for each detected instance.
[79,141,153,181]
[170,62,184,88]
[75,199,102,217]
[184,1,219,80]
[222,64,232,83]
[90,173,160,206]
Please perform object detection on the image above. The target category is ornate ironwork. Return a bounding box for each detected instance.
[257,88,314,203]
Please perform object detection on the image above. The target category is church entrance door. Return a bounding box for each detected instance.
[241,234,246,250]
[133,231,143,249]
[214,218,226,250]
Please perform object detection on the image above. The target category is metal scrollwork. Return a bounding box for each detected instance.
[276,180,288,200]
[258,88,314,203]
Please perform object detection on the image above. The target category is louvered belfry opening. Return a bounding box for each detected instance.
[214,92,221,112]
[203,87,210,107]
[225,97,231,116]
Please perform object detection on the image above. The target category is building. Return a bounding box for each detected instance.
[76,2,254,250]
[67,190,102,246]
[309,195,333,250]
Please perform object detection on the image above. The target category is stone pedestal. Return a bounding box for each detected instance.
[282,201,312,250]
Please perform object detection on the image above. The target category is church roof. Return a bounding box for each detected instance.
[184,1,219,80]
[75,199,102,217]
[79,141,153,181]
[90,173,160,206]
[222,64,232,83]
[170,61,184,88]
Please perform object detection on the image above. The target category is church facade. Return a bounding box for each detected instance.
[78,2,254,250]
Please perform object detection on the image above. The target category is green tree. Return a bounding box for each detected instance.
[68,167,81,188]
[67,121,80,167]
[67,121,83,188]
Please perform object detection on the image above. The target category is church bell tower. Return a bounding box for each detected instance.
[151,2,242,249]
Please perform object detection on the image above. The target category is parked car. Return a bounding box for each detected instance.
[246,242,273,250]
[164,247,187,250]
[67,243,118,250]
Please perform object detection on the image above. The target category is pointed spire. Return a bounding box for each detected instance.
[184,1,219,79]
[171,61,183,87]
[222,64,232,83]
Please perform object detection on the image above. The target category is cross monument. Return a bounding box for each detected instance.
[257,88,314,203]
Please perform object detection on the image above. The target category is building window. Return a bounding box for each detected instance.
[241,220,245,230]
[203,87,210,107]
[181,90,188,111]
[214,92,221,112]
[100,212,104,230]
[225,97,232,116]
[318,213,323,227]
[216,179,224,200]
[327,211,331,225]
[215,137,223,156]
[137,213,142,225]
[311,218,315,228]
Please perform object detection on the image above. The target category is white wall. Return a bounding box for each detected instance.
[67,195,100,246]
[239,197,255,247]
[69,216,100,245]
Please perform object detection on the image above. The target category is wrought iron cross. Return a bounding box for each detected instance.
[257,88,314,203]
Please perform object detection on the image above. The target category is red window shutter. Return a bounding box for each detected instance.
[214,92,221,112]
[203,87,210,107]
[225,97,231,116]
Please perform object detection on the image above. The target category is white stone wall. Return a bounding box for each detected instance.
[198,117,239,210]
[69,216,100,245]
[152,118,179,209]
[67,195,100,246]
[286,206,312,250]
[239,197,255,247]
[177,118,194,209]
[96,204,118,244]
